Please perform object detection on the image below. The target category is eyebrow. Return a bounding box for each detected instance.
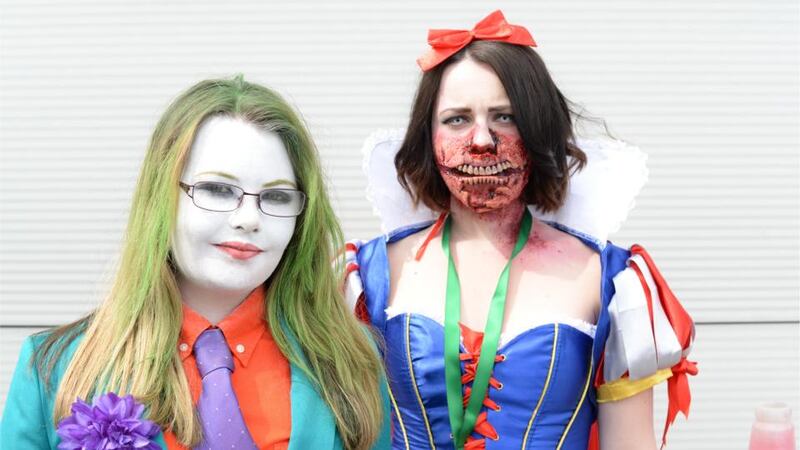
[439,107,471,116]
[195,171,297,189]
[195,170,237,180]
[262,179,297,189]
[438,105,513,116]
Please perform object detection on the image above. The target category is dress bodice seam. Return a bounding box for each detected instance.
[385,313,593,353]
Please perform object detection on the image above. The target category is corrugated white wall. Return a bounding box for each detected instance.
[1,1,798,448]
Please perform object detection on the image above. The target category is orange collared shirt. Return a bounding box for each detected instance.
[164,286,292,450]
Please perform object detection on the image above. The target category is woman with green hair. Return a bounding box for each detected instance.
[1,76,390,450]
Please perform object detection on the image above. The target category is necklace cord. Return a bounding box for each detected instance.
[442,209,533,448]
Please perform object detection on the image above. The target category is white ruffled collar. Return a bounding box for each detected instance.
[362,128,648,243]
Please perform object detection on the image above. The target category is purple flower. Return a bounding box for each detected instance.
[56,392,161,450]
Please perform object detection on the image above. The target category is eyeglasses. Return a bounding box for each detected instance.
[179,181,306,218]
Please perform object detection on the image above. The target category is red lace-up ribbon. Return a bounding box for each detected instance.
[416,10,537,72]
[460,324,503,449]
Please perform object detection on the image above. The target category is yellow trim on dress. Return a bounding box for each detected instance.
[387,383,410,450]
[556,356,593,449]
[521,323,559,450]
[596,368,673,403]
[405,313,437,449]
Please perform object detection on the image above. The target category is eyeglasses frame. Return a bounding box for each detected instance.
[178,181,306,218]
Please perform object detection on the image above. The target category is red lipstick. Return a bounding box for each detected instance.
[215,242,263,260]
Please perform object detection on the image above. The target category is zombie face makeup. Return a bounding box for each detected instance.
[172,116,297,295]
[432,58,530,213]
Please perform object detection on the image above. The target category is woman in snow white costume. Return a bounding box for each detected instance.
[344,11,698,450]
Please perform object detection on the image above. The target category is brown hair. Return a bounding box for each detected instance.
[395,40,587,213]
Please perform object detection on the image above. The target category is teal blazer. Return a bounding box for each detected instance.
[1,333,391,449]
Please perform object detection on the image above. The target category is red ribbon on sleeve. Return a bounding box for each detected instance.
[630,244,698,449]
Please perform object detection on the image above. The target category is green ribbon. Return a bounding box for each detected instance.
[442,208,533,449]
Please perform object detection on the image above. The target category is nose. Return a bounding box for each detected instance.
[228,195,261,232]
[470,122,497,154]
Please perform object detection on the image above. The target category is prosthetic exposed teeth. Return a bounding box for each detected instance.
[463,176,510,186]
[457,162,516,176]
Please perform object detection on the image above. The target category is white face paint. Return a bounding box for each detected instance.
[172,115,297,297]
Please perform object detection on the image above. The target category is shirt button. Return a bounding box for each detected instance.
[179,343,189,352]
[236,344,245,354]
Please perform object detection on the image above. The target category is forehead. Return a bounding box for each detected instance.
[182,115,295,184]
[436,58,510,110]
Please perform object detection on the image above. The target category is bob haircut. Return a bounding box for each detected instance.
[395,40,587,213]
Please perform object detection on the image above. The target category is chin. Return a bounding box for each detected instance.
[200,279,266,296]
[452,191,519,213]
[195,263,271,293]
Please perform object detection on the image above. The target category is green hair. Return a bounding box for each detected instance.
[34,76,385,449]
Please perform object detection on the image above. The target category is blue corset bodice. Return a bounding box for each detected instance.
[354,220,633,450]
[384,313,595,450]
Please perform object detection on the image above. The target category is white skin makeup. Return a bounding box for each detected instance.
[172,115,297,324]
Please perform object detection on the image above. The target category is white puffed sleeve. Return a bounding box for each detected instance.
[603,253,685,382]
[598,245,697,403]
[597,245,698,448]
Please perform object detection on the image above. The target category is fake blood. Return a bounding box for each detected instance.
[434,129,530,214]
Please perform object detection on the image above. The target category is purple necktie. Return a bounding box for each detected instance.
[193,328,258,450]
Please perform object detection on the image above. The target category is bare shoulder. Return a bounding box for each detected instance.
[385,224,446,308]
[527,220,600,269]
[521,220,602,319]
[386,224,437,267]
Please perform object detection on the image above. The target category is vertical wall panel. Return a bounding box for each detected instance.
[1,1,797,324]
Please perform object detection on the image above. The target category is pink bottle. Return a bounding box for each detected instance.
[749,402,796,450]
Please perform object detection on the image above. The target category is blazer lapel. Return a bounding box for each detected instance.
[154,433,167,448]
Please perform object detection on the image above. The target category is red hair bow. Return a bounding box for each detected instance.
[416,10,537,72]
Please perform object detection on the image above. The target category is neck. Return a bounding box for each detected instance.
[177,275,254,325]
[448,198,527,250]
